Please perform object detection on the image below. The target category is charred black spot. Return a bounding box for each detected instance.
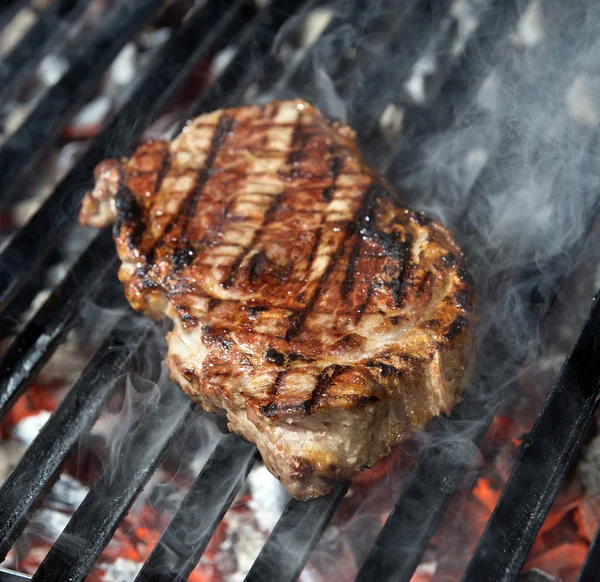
[288,353,311,363]
[389,316,406,326]
[181,367,196,381]
[264,348,285,366]
[444,316,468,341]
[357,395,380,405]
[424,318,441,329]
[248,250,269,283]
[138,274,159,290]
[259,401,308,417]
[304,364,348,412]
[321,185,334,202]
[178,310,198,326]
[114,186,145,248]
[454,289,473,310]
[411,212,431,226]
[172,245,195,270]
[367,361,402,378]
[441,253,457,266]
[114,186,140,224]
[246,305,268,317]
[203,334,232,350]
[207,298,220,311]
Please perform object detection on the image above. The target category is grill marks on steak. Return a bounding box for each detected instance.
[79,100,475,500]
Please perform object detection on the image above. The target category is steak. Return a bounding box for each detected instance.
[79,99,475,500]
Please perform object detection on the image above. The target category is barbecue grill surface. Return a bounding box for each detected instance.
[0,1,599,581]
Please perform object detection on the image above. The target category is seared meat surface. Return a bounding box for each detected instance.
[80,99,475,500]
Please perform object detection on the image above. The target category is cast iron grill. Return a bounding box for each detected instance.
[0,1,599,581]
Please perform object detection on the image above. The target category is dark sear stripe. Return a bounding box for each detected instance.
[135,114,232,273]
[284,236,346,343]
[284,120,310,166]
[221,190,285,289]
[260,365,348,417]
[284,157,354,342]
[305,364,348,413]
[302,155,344,293]
[339,182,381,300]
[284,183,379,343]
[321,155,344,203]
[221,113,308,290]
[364,228,414,308]
[154,145,172,193]
[179,114,235,246]
[270,369,287,398]
[259,137,343,409]
[114,185,145,250]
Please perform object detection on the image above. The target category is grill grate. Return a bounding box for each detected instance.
[0,0,92,105]
[135,435,257,582]
[463,276,600,581]
[0,0,163,207]
[0,314,151,561]
[31,386,193,582]
[0,0,256,314]
[0,1,599,581]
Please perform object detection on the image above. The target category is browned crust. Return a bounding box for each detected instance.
[79,99,476,499]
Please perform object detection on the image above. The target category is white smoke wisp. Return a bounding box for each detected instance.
[9,1,600,579]
[239,0,600,577]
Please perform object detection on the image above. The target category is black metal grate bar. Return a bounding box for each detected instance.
[0,0,305,333]
[353,0,454,139]
[244,2,524,579]
[461,302,600,580]
[183,0,311,116]
[356,393,493,581]
[31,384,194,582]
[0,0,255,314]
[357,121,600,582]
[0,567,30,581]
[0,0,92,104]
[135,435,257,582]
[244,482,349,582]
[355,9,600,581]
[578,524,600,582]
[0,0,30,34]
[0,0,164,207]
[0,313,151,561]
[0,229,117,414]
[382,0,523,178]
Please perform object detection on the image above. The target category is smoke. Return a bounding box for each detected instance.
[243,0,600,577]
[6,0,600,578]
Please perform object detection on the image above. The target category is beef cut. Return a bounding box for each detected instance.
[79,99,475,500]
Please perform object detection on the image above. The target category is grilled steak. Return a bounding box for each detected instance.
[79,99,475,500]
